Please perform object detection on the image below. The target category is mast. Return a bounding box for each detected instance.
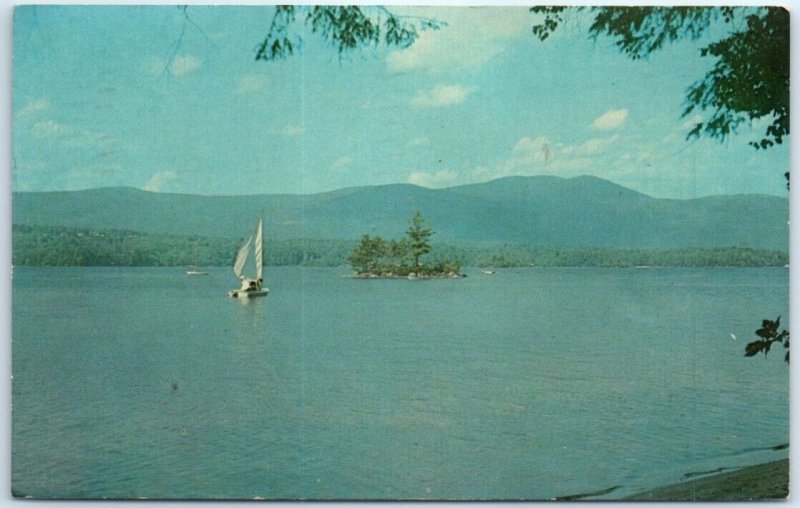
[254,217,263,280]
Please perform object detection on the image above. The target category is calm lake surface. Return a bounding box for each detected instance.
[12,266,789,500]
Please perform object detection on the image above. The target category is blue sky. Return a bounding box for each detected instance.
[11,5,790,198]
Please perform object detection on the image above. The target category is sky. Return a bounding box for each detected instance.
[10,5,792,199]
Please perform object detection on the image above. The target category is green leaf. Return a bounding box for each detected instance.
[745,341,764,356]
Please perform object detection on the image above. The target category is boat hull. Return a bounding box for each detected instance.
[229,288,269,298]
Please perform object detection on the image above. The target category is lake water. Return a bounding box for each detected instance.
[11,266,789,500]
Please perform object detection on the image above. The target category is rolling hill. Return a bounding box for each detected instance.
[12,175,789,250]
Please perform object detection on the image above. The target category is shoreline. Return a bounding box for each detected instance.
[350,271,465,279]
[620,458,789,501]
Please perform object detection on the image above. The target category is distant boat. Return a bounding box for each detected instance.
[186,243,208,276]
[482,269,495,275]
[228,216,269,298]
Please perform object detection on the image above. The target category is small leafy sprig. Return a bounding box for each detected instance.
[745,317,789,363]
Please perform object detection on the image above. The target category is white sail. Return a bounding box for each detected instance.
[254,217,263,280]
[228,216,269,298]
[233,235,252,278]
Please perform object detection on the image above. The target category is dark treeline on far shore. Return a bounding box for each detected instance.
[12,224,789,268]
[11,225,352,267]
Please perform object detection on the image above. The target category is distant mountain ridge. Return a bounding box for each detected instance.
[12,175,788,250]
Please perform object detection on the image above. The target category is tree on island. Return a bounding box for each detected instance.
[347,234,387,274]
[406,211,433,269]
[381,238,412,269]
[348,212,461,277]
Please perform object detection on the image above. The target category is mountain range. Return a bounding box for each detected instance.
[12,175,789,250]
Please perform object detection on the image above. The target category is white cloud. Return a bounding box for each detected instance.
[386,7,530,74]
[408,169,458,188]
[681,114,704,130]
[144,58,164,76]
[461,116,737,199]
[170,55,202,76]
[32,120,68,137]
[590,108,629,131]
[411,84,475,108]
[281,125,305,136]
[387,33,433,73]
[237,74,268,95]
[143,171,177,192]
[333,156,352,169]
[576,135,621,155]
[513,136,549,154]
[472,131,626,183]
[660,131,682,144]
[145,55,202,77]
[71,162,123,177]
[510,136,552,166]
[17,99,50,118]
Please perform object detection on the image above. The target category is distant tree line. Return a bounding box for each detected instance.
[441,244,789,268]
[11,225,351,267]
[12,224,788,268]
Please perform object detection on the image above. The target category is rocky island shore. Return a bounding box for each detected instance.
[351,271,465,279]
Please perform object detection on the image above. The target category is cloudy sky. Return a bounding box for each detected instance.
[11,5,790,198]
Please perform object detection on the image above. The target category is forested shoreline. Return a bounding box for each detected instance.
[12,224,788,268]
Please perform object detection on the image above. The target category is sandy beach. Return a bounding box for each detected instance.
[621,458,789,501]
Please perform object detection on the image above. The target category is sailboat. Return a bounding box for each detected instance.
[186,243,208,276]
[228,217,269,298]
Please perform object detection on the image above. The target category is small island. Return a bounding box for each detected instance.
[348,211,464,279]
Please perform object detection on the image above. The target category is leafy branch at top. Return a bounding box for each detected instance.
[531,6,789,151]
[256,6,445,61]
